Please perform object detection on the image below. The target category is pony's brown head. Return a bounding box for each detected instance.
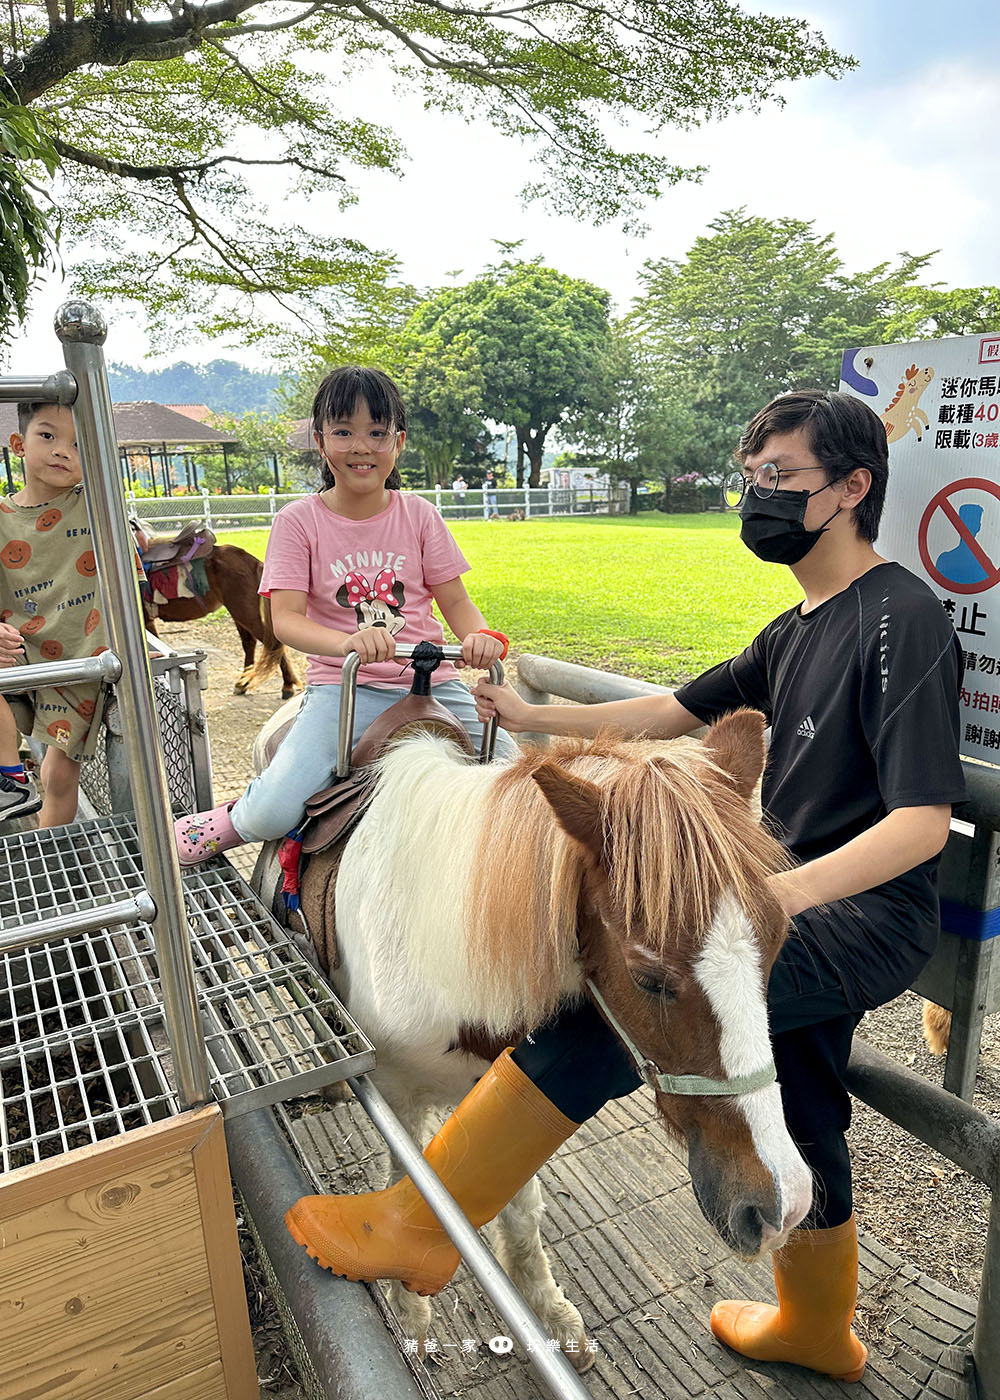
[524,711,812,1256]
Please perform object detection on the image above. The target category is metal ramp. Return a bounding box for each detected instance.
[0,817,374,1172]
[291,1091,977,1400]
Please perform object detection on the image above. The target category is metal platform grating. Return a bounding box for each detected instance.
[0,815,374,1171]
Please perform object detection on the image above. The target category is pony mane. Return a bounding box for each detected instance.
[468,732,791,1024]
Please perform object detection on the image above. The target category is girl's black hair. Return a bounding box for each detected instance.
[312,366,406,492]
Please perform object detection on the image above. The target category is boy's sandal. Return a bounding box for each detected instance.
[174,802,241,866]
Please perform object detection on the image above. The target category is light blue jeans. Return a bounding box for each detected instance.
[231,679,519,842]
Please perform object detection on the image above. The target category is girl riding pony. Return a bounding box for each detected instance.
[175,366,516,864]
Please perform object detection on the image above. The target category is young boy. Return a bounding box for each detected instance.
[0,402,112,826]
[283,391,965,1384]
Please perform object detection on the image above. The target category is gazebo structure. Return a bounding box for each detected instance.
[0,401,240,496]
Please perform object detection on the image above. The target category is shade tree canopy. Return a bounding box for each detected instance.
[1,1,853,345]
[628,209,1000,484]
[397,258,613,486]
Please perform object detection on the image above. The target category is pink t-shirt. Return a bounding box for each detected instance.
[260,491,470,687]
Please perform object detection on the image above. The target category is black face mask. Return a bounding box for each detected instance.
[739,484,841,565]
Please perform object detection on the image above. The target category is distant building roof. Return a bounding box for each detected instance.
[0,400,238,451]
[165,403,215,423]
[113,402,238,447]
[288,419,314,453]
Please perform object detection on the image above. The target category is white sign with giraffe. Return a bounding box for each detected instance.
[840,333,1000,763]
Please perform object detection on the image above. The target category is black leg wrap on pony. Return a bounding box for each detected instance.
[511,997,642,1123]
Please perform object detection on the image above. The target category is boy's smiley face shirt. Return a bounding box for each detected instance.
[0,486,108,665]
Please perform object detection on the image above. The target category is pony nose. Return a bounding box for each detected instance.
[728,1198,782,1256]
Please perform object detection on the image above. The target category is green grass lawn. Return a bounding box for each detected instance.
[217,513,801,685]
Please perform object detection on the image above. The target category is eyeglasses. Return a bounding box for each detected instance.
[723,464,818,508]
[320,428,399,454]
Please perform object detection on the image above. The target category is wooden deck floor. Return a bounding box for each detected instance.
[291,1089,977,1400]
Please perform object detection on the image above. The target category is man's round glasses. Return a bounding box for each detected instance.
[723,464,816,508]
[321,428,398,454]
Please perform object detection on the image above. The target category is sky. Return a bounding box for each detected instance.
[13,0,1000,373]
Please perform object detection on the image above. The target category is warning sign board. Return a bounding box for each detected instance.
[841,336,1000,762]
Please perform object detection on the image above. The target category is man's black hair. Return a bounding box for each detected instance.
[311,367,406,492]
[738,389,889,543]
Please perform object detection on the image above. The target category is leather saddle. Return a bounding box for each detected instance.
[266,675,476,859]
[270,645,480,972]
[138,520,216,569]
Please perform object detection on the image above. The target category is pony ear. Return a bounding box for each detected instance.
[702,708,767,802]
[531,762,605,864]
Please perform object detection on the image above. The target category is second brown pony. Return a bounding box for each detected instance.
[144,542,302,699]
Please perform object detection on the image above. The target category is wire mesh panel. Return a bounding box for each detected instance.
[80,668,200,817]
[0,817,375,1169]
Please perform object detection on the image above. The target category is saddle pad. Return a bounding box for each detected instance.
[301,771,375,855]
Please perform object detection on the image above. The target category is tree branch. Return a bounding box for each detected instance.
[52,134,345,183]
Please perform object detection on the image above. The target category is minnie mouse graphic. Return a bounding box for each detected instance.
[335,568,407,636]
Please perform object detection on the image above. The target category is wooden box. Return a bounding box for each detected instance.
[0,1105,257,1400]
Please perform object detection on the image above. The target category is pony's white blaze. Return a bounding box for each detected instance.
[694,892,812,1241]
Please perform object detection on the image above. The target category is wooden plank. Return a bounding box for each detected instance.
[0,1105,254,1400]
[118,1360,226,1400]
[191,1112,257,1400]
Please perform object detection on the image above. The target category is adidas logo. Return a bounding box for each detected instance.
[797,715,816,739]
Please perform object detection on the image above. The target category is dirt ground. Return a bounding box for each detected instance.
[161,611,999,1385]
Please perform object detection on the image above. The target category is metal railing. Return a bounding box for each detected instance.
[515,650,1000,1398]
[0,303,211,1107]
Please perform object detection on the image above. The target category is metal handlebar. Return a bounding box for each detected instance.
[0,371,77,405]
[0,650,122,693]
[336,644,504,778]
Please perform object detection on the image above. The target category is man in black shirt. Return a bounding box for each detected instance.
[286,391,964,1384]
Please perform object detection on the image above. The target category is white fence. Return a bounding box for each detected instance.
[127,484,630,533]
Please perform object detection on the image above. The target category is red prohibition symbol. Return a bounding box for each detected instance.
[918,477,1000,595]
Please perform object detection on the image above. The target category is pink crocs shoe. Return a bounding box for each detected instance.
[174,802,243,866]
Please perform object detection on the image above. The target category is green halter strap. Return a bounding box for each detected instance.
[585,978,777,1098]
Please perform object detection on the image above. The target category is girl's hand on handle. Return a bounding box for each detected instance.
[343,628,397,665]
[461,631,504,669]
[0,622,24,668]
[474,678,531,733]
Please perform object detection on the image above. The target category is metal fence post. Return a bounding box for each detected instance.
[56,300,212,1110]
[435,483,442,514]
[268,488,276,521]
[975,1164,1000,1397]
[524,483,531,518]
[201,487,213,530]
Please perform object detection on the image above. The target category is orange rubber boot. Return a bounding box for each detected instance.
[710,1216,868,1382]
[285,1049,578,1295]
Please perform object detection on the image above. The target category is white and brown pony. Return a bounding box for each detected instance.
[255,707,813,1361]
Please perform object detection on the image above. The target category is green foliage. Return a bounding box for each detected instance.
[218,512,800,683]
[630,209,1000,484]
[388,328,490,488]
[393,258,613,485]
[196,409,296,491]
[0,86,58,344]
[4,2,851,341]
[108,359,281,413]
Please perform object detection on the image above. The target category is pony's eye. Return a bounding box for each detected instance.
[631,972,675,998]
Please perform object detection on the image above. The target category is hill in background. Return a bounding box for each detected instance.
[107,360,281,414]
